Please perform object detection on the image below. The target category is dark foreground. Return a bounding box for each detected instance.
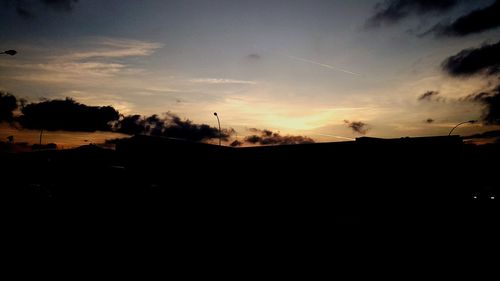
[1,135,498,227]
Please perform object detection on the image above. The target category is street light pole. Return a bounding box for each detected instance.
[448,120,477,136]
[0,50,17,56]
[214,112,221,146]
[39,128,44,145]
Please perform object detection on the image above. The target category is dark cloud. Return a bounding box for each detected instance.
[463,130,500,139]
[442,40,500,125]
[428,0,500,37]
[461,91,491,102]
[366,0,459,28]
[425,118,435,123]
[461,86,500,125]
[0,92,18,123]
[442,40,500,77]
[104,137,130,145]
[244,129,314,145]
[2,0,78,18]
[41,0,78,11]
[162,113,235,142]
[15,5,35,18]
[247,128,275,137]
[4,94,236,143]
[247,54,261,60]
[418,91,441,101]
[19,97,119,132]
[115,112,236,142]
[344,120,369,135]
[115,115,146,135]
[245,135,261,144]
[262,129,273,137]
[230,140,243,147]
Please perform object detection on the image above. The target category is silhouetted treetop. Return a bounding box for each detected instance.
[115,112,235,142]
[19,97,119,132]
[0,92,18,123]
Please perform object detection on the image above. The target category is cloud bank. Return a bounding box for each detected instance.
[442,40,500,125]
[0,92,18,123]
[461,86,500,125]
[366,0,459,27]
[442,40,500,77]
[19,97,120,132]
[244,128,314,145]
[427,0,500,37]
[115,113,236,142]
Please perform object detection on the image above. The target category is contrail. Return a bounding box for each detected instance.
[315,133,355,141]
[254,45,361,76]
[282,53,361,76]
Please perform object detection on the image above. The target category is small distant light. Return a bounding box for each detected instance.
[491,196,495,200]
[473,195,478,200]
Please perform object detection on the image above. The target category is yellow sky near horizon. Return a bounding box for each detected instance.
[0,124,129,148]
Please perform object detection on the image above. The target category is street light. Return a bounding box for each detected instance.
[214,112,221,146]
[0,50,17,56]
[448,120,477,136]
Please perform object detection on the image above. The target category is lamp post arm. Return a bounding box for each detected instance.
[448,121,473,136]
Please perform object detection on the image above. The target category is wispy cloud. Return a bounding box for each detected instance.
[55,37,163,61]
[0,36,167,115]
[188,78,258,85]
[418,90,442,101]
[1,37,163,83]
[39,62,126,76]
[247,53,261,60]
[6,61,141,84]
[142,86,184,93]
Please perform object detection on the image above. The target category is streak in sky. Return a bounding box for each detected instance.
[255,45,361,76]
[281,53,362,76]
[314,133,356,141]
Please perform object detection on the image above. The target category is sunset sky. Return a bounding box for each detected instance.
[1,0,499,145]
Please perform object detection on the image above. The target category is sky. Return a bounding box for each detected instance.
[1,0,499,145]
